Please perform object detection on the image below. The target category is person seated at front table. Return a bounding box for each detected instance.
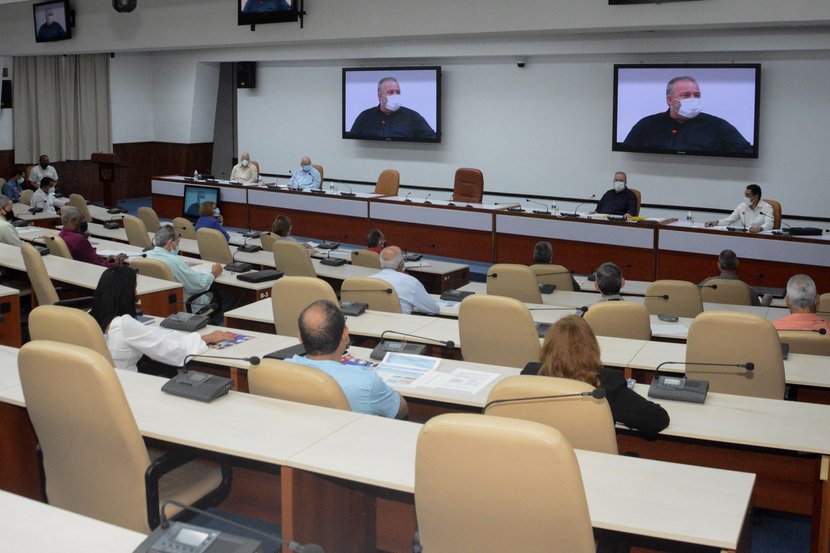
[366,228,386,254]
[532,240,580,291]
[704,183,774,234]
[699,249,764,307]
[594,171,638,219]
[288,156,321,190]
[523,315,670,435]
[89,266,236,372]
[194,200,230,241]
[30,177,57,213]
[369,246,439,315]
[230,151,259,183]
[2,166,25,202]
[594,261,625,301]
[0,195,21,247]
[772,274,830,333]
[287,299,408,419]
[58,206,127,268]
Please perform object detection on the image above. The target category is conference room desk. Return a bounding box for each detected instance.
[0,490,146,552]
[11,203,59,228]
[0,285,21,348]
[86,203,126,224]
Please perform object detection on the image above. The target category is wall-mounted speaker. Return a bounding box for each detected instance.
[237,62,256,89]
[1,81,11,110]
[113,0,137,13]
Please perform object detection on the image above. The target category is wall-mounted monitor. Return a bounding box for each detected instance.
[613,64,761,159]
[343,66,442,143]
[33,0,71,43]
[183,185,219,219]
[238,0,298,26]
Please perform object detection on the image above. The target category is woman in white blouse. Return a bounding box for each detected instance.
[89,266,235,371]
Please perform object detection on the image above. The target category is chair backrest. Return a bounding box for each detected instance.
[486,264,543,304]
[172,217,196,239]
[529,264,575,292]
[374,169,400,196]
[350,249,381,269]
[643,280,704,318]
[18,341,152,533]
[778,331,830,356]
[584,301,652,340]
[459,295,541,367]
[452,167,484,203]
[129,257,176,282]
[29,305,114,365]
[68,193,93,223]
[271,276,337,336]
[137,207,161,232]
[415,413,595,553]
[248,358,351,410]
[21,242,60,306]
[124,215,153,249]
[45,235,73,259]
[251,160,260,173]
[273,239,316,277]
[260,232,278,252]
[20,188,33,205]
[700,278,754,306]
[819,293,830,322]
[765,199,782,229]
[486,375,617,454]
[312,164,324,184]
[196,227,233,265]
[341,277,402,313]
[629,188,642,216]
[686,311,785,399]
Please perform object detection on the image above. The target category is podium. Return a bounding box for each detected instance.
[90,153,127,207]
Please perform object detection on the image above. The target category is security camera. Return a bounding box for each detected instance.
[516,59,526,69]
[113,0,137,13]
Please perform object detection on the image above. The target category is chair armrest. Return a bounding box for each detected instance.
[54,296,95,309]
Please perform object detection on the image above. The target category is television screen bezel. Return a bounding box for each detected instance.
[33,0,72,44]
[612,63,761,159]
[182,185,220,219]
[237,0,299,26]
[342,66,442,144]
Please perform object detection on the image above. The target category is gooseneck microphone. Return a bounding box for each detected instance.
[779,328,827,335]
[573,194,596,215]
[698,283,718,290]
[403,192,413,202]
[237,234,262,253]
[525,198,551,214]
[370,330,455,360]
[528,306,588,314]
[340,183,356,197]
[181,353,261,369]
[342,288,393,294]
[423,193,432,204]
[644,294,670,300]
[161,354,260,402]
[484,388,607,410]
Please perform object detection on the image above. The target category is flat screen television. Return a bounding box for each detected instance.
[33,0,71,43]
[343,66,442,143]
[238,0,298,26]
[183,185,219,219]
[613,64,761,159]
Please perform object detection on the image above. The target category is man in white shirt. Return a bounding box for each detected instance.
[230,151,259,183]
[705,184,774,233]
[369,246,439,315]
[30,177,57,213]
[28,155,59,189]
[0,195,21,246]
[288,156,321,190]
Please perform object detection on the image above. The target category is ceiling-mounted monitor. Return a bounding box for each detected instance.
[238,0,298,26]
[33,0,72,43]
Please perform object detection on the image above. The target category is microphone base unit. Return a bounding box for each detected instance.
[559,212,580,218]
[340,301,368,317]
[237,244,262,253]
[225,262,254,273]
[532,209,551,215]
[370,341,427,361]
[133,520,263,553]
[242,230,261,238]
[320,257,346,267]
[236,269,283,283]
[339,192,356,197]
[538,283,556,295]
[316,241,340,250]
[161,372,234,403]
[264,343,307,360]
[535,322,551,338]
[647,376,709,404]
[404,253,423,262]
[439,289,475,302]
[160,312,209,332]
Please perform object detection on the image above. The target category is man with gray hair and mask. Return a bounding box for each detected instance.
[348,76,436,140]
[772,274,830,332]
[230,151,259,183]
[145,224,222,304]
[58,206,127,267]
[369,245,439,315]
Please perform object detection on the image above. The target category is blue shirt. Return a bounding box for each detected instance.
[145,246,215,300]
[287,355,401,418]
[289,167,321,190]
[2,180,22,201]
[194,216,230,241]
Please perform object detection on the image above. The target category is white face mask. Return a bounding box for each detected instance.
[384,94,402,112]
[744,196,754,206]
[241,159,249,167]
[677,97,702,119]
[613,181,626,193]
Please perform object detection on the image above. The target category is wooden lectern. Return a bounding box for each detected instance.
[90,153,126,207]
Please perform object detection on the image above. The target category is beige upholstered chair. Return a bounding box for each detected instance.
[250,160,260,174]
[765,199,782,230]
[459,295,541,368]
[172,217,196,239]
[643,280,704,318]
[374,169,400,196]
[686,311,785,399]
[486,264,543,304]
[271,276,338,337]
[700,278,755,305]
[68,193,93,223]
[260,232,278,253]
[18,341,229,533]
[20,188,33,206]
[249,358,351,410]
[485,375,618,454]
[629,188,642,216]
[196,228,233,265]
[273,239,316,277]
[341,277,402,314]
[817,293,830,321]
[124,215,152,249]
[129,258,176,282]
[415,413,595,553]
[778,331,830,356]
[451,168,484,203]
[584,301,652,340]
[21,242,60,306]
[530,264,575,292]
[312,164,324,184]
[28,305,114,365]
[45,235,73,259]
[350,249,381,269]
[137,206,162,233]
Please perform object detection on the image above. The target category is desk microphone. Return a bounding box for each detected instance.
[161,354,260,402]
[237,234,262,253]
[370,330,455,360]
[181,353,261,368]
[403,192,413,202]
[103,216,121,230]
[698,283,718,290]
[226,248,254,273]
[484,387,607,410]
[644,294,670,300]
[423,193,432,204]
[779,328,827,335]
[529,305,588,314]
[339,183,356,197]
[342,288,393,294]
[525,199,551,214]
[573,194,596,215]
[648,360,754,403]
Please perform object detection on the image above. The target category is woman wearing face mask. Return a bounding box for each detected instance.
[194,200,230,241]
[288,156,321,190]
[230,152,259,183]
[594,171,638,219]
[30,177,57,213]
[2,167,25,202]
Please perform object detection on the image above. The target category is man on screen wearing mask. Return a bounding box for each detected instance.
[230,152,259,183]
[622,76,752,154]
[288,156,322,190]
[348,77,436,140]
[595,171,638,219]
[28,155,59,189]
[58,207,127,268]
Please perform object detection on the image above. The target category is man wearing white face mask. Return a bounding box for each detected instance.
[288,156,322,190]
[595,171,638,219]
[623,76,752,154]
[349,77,436,140]
[705,183,774,233]
[230,152,259,183]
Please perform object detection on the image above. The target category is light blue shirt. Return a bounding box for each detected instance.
[287,354,401,418]
[369,267,439,315]
[289,166,321,190]
[145,246,214,300]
